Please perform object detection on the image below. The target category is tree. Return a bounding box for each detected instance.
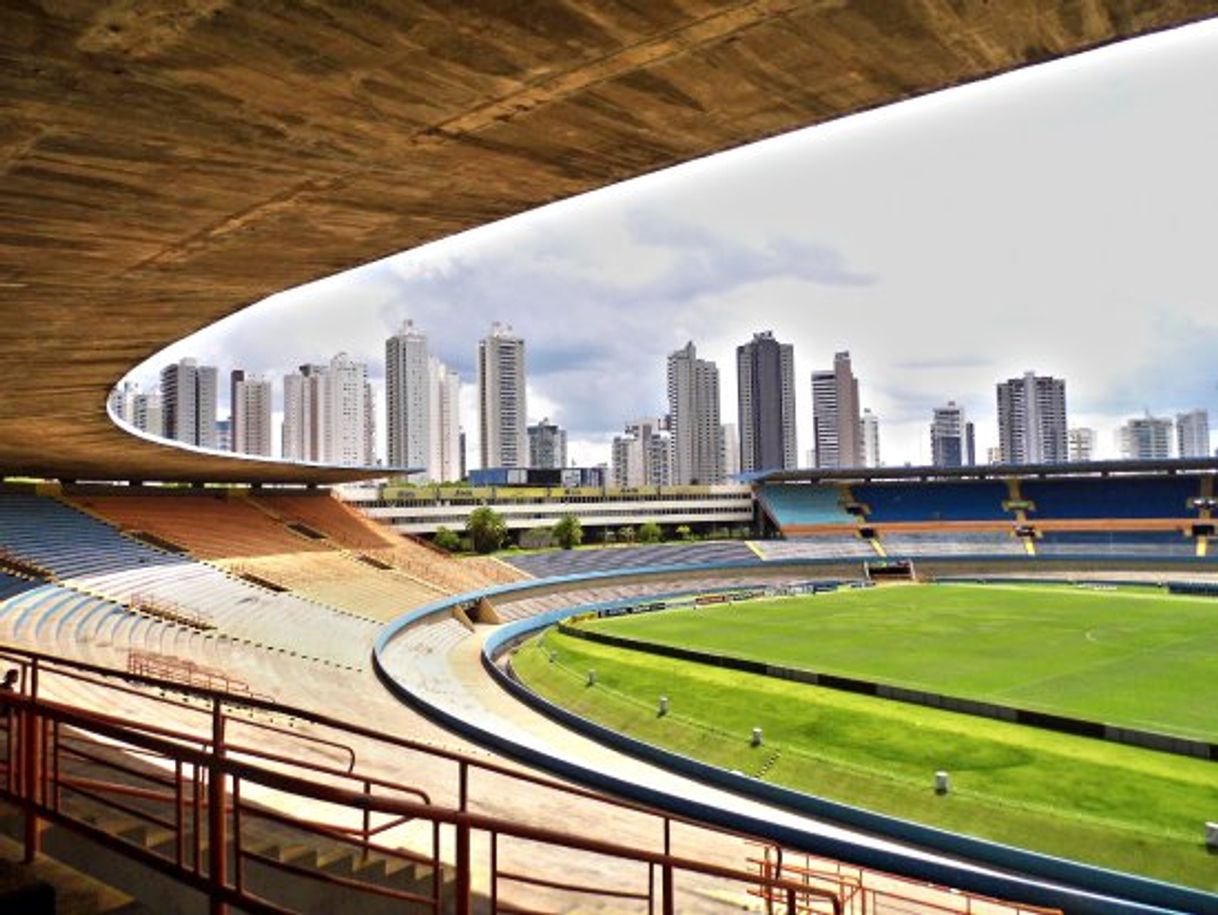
[617,525,636,544]
[675,524,693,542]
[465,507,507,554]
[433,526,461,552]
[638,521,662,544]
[552,514,583,550]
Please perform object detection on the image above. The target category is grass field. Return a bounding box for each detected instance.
[512,583,1218,890]
[581,582,1218,740]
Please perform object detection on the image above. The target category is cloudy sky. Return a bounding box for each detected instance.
[130,17,1218,469]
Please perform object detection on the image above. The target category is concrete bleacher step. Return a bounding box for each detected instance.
[0,812,153,915]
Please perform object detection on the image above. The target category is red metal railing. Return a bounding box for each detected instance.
[0,644,843,914]
[749,845,1060,915]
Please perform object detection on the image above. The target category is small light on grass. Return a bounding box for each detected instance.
[1206,821,1218,850]
[751,727,763,747]
[586,669,596,687]
[658,696,668,717]
[935,771,950,795]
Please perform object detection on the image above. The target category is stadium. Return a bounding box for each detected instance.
[3,4,1218,915]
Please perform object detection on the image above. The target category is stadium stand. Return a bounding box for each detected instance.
[0,492,374,667]
[1021,477,1201,520]
[503,542,759,577]
[757,484,855,527]
[853,482,1011,522]
[0,569,39,601]
[64,488,524,603]
[0,580,226,671]
[252,491,394,549]
[220,552,445,622]
[68,491,330,558]
[1035,530,1200,557]
[880,531,1025,557]
[751,536,877,561]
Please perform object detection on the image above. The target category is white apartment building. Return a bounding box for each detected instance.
[386,320,431,472]
[478,323,528,469]
[812,351,861,469]
[160,358,217,448]
[324,352,369,467]
[232,373,273,457]
[430,357,462,482]
[930,402,972,467]
[668,341,723,485]
[1068,427,1096,462]
[282,364,327,462]
[861,408,882,468]
[1176,409,1210,458]
[995,371,1067,464]
[1119,414,1173,461]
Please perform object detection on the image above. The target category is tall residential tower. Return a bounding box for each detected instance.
[930,401,974,467]
[736,331,797,473]
[811,351,861,469]
[995,371,1067,464]
[161,358,218,449]
[385,320,432,472]
[668,342,723,485]
[478,323,528,470]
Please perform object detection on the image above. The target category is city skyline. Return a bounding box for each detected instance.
[116,20,1218,468]
[114,332,1215,474]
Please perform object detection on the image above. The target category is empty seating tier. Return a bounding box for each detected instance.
[1036,530,1200,558]
[752,537,876,561]
[1021,477,1202,520]
[757,485,855,527]
[881,531,1025,557]
[503,542,758,578]
[852,482,1011,522]
[253,493,394,550]
[69,492,329,559]
[366,543,524,595]
[0,491,177,579]
[220,553,444,623]
[0,492,373,668]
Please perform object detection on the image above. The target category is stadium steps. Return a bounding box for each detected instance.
[1,805,445,915]
[0,739,452,915]
[0,827,146,915]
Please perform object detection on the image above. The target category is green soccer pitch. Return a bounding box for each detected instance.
[511,582,1218,888]
[580,582,1218,739]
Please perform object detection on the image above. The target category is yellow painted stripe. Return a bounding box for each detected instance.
[745,540,767,560]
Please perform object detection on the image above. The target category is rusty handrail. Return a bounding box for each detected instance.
[0,674,843,915]
[0,643,768,843]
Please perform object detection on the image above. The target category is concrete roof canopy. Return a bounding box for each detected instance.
[3,1,1217,483]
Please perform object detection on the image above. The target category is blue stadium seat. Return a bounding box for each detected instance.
[852,482,1010,522]
[758,485,855,526]
[1022,478,1200,520]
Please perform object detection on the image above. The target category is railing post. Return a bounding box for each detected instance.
[661,817,674,915]
[361,778,371,859]
[454,819,472,915]
[208,699,228,915]
[22,659,41,864]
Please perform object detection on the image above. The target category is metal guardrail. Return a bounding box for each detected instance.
[0,644,840,915]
